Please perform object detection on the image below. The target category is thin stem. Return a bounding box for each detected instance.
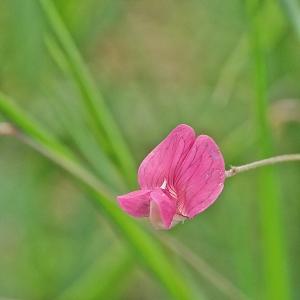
[226,154,300,178]
[160,236,250,300]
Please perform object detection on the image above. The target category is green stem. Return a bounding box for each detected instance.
[246,1,291,299]
[225,154,300,177]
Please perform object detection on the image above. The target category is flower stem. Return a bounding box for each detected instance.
[226,154,300,178]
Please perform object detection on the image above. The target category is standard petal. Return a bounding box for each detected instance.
[138,124,196,189]
[149,189,176,229]
[117,190,152,217]
[175,135,225,218]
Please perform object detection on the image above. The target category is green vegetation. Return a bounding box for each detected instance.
[0,0,299,299]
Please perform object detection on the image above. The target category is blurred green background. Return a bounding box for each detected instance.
[0,0,299,299]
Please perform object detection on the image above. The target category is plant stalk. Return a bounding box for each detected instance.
[226,154,300,178]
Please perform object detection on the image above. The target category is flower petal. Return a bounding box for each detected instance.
[175,135,225,218]
[138,124,196,189]
[149,189,176,229]
[117,190,152,217]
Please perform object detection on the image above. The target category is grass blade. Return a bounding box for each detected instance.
[45,35,127,191]
[245,1,291,299]
[39,0,137,187]
[0,92,72,159]
[0,92,195,300]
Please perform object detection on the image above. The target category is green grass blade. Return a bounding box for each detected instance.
[39,0,137,188]
[0,92,72,160]
[245,1,291,299]
[50,91,127,192]
[45,35,113,159]
[45,36,128,192]
[0,92,195,300]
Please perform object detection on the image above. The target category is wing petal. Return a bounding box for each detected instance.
[175,135,225,218]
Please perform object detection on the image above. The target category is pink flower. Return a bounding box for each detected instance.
[117,124,225,229]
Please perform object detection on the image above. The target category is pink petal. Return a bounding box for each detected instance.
[138,124,196,190]
[117,190,152,217]
[149,189,176,229]
[175,135,225,218]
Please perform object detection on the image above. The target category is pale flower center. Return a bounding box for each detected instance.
[160,179,177,198]
[160,179,167,190]
[157,179,187,228]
